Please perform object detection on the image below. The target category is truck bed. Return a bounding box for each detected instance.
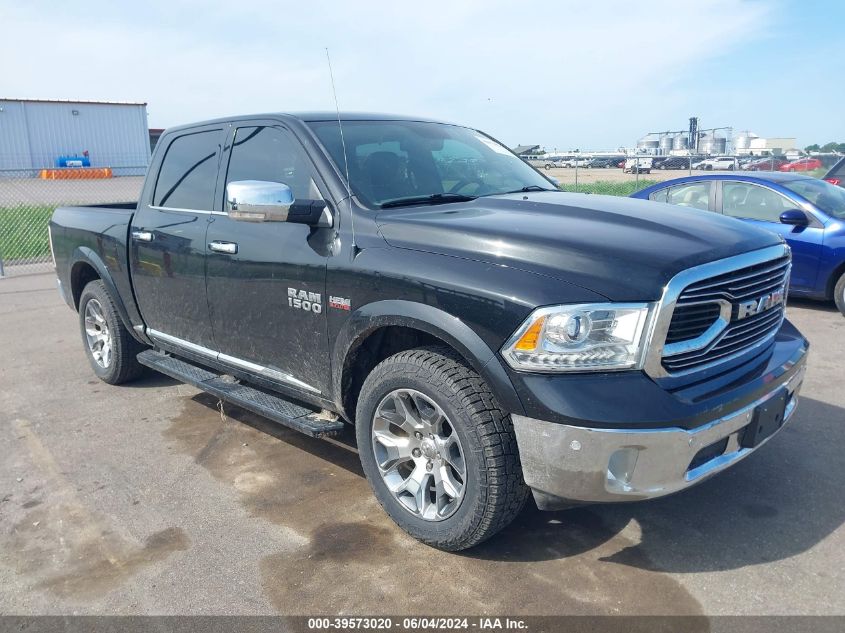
[50,202,139,321]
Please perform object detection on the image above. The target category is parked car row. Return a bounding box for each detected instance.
[543,156,626,169]
[534,154,836,174]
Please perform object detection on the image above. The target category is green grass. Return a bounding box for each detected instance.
[0,205,55,261]
[557,180,659,196]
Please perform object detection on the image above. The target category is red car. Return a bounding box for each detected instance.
[746,157,790,171]
[779,158,823,172]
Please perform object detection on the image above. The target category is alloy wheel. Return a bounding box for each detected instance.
[84,299,112,368]
[371,389,467,521]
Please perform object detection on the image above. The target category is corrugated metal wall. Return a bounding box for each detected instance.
[0,99,151,173]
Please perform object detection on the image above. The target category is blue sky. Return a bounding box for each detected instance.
[2,0,842,150]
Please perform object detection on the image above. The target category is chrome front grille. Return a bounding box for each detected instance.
[664,303,722,344]
[675,256,790,305]
[661,254,790,374]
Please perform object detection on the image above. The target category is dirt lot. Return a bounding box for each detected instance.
[1,273,843,616]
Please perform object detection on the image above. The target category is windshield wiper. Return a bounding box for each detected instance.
[503,185,557,194]
[477,185,558,198]
[380,193,477,209]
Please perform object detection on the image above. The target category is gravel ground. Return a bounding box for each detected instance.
[0,176,144,207]
[0,273,843,616]
[541,167,765,186]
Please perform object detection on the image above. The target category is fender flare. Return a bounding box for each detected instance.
[332,300,524,417]
[70,247,148,344]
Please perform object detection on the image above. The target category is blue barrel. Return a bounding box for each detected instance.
[55,155,92,167]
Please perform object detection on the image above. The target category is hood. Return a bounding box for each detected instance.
[375,192,782,301]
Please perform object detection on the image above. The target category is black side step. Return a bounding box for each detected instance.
[137,350,345,438]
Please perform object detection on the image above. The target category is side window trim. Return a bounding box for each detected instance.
[149,126,225,213]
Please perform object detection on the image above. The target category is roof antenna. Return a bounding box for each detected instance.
[325,47,358,256]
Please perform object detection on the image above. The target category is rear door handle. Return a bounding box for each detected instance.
[131,230,154,242]
[208,241,238,255]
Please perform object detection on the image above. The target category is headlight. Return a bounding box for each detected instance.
[501,303,653,372]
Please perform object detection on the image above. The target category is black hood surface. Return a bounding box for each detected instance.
[375,192,783,301]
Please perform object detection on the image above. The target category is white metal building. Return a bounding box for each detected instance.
[0,98,151,173]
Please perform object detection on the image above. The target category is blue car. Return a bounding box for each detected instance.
[632,172,845,314]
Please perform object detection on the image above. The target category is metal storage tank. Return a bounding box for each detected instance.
[673,135,689,150]
[0,98,151,174]
[734,131,758,151]
[637,134,660,151]
[699,133,727,155]
[659,134,675,154]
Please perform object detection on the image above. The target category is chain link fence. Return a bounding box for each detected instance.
[0,166,146,277]
[532,154,827,197]
[1,153,830,277]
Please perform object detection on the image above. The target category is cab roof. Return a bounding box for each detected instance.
[163,112,455,134]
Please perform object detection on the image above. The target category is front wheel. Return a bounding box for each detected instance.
[356,346,528,550]
[78,280,146,384]
[834,272,845,316]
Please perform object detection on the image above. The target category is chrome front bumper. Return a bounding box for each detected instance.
[512,363,806,509]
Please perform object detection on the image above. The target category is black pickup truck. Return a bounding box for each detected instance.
[50,113,808,550]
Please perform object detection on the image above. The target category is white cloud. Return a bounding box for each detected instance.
[2,0,776,148]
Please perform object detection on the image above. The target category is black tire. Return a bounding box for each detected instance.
[834,272,845,316]
[78,280,146,384]
[356,346,529,551]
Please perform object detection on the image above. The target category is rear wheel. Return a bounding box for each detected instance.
[834,272,845,316]
[78,280,146,384]
[356,346,528,550]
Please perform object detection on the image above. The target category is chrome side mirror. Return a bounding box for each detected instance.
[226,180,294,222]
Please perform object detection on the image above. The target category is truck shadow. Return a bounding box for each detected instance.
[469,395,845,573]
[187,391,843,574]
[787,297,840,314]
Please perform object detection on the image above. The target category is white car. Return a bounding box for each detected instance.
[559,157,590,168]
[694,156,738,171]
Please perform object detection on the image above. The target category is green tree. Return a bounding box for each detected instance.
[821,142,840,152]
[805,143,821,151]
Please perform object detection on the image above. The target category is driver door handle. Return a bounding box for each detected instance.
[131,230,154,242]
[208,241,238,255]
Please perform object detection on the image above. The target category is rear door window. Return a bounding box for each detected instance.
[666,181,712,210]
[154,129,222,210]
[648,187,669,203]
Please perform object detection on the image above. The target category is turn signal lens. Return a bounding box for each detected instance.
[514,316,546,351]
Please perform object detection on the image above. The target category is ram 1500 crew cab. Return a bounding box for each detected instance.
[50,113,808,550]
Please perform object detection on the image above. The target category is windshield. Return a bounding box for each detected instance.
[306,120,554,208]
[781,178,845,219]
